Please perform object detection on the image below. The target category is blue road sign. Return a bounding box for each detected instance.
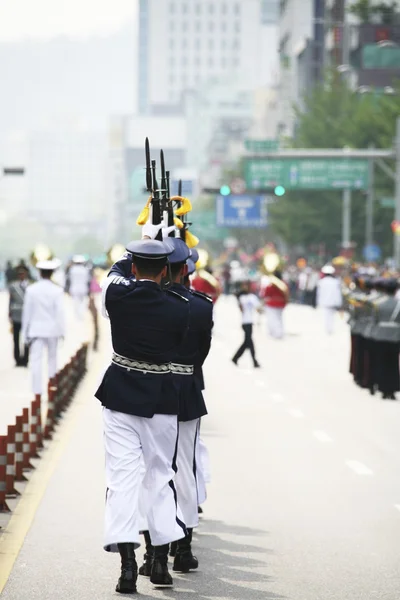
[171,180,193,196]
[363,244,382,262]
[216,195,267,228]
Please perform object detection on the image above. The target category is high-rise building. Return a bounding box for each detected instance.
[138,0,278,114]
[277,0,327,137]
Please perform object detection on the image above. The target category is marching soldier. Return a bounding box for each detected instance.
[66,255,91,321]
[21,259,65,397]
[185,249,211,511]
[371,279,400,400]
[96,227,191,593]
[316,265,343,335]
[8,264,31,366]
[138,237,213,578]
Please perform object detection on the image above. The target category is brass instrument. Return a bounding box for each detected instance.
[195,248,210,270]
[261,252,288,296]
[30,244,53,266]
[107,244,126,266]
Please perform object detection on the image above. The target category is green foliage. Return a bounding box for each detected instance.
[268,75,400,258]
[349,0,399,23]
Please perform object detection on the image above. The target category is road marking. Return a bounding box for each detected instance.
[345,460,373,476]
[271,393,284,403]
[394,504,400,512]
[286,408,304,419]
[313,430,333,443]
[255,380,265,388]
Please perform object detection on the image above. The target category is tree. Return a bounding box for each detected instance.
[349,0,399,24]
[267,74,400,258]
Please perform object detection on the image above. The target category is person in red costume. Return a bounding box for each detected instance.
[191,267,221,304]
[261,270,289,339]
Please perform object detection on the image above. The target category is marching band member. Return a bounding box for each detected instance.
[67,255,91,321]
[262,269,289,339]
[21,259,65,397]
[316,265,343,335]
[8,264,31,367]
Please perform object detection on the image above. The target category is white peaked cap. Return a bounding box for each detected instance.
[36,258,61,271]
[72,254,86,263]
[321,265,335,275]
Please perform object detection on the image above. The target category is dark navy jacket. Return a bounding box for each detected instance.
[95,255,189,417]
[171,283,213,421]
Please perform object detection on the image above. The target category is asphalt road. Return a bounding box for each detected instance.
[2,296,400,599]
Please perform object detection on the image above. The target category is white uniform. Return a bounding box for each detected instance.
[68,264,90,320]
[316,276,342,334]
[22,279,65,394]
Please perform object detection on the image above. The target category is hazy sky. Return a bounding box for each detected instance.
[0,0,137,41]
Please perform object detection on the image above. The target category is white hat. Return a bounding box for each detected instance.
[72,254,86,264]
[36,258,61,271]
[321,265,335,275]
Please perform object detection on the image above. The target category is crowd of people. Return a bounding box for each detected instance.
[347,276,400,400]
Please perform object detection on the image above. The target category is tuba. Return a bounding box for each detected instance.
[261,251,288,296]
[107,243,126,266]
[30,244,53,266]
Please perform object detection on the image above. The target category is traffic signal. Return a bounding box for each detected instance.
[274,185,286,197]
[219,185,231,196]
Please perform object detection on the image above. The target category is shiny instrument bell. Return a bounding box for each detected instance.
[262,252,280,274]
[107,243,126,266]
[30,244,53,266]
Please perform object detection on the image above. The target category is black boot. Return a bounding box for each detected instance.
[138,531,153,577]
[150,544,173,587]
[116,543,137,594]
[169,540,178,557]
[173,528,199,573]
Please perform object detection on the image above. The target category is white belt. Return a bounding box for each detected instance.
[112,352,194,375]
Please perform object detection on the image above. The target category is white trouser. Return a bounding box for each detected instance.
[175,420,200,529]
[72,294,87,321]
[266,307,284,339]
[323,307,335,335]
[196,434,211,506]
[29,337,58,395]
[103,409,186,551]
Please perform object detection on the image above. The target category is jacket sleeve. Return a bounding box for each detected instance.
[197,307,213,367]
[108,252,133,279]
[21,288,32,341]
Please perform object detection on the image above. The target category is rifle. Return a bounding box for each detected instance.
[137,137,162,241]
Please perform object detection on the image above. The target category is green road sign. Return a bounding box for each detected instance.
[244,158,370,190]
[244,139,279,153]
[380,197,395,208]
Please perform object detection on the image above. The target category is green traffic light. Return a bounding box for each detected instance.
[274,185,285,196]
[220,185,231,196]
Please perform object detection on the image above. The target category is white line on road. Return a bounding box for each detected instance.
[255,380,265,388]
[286,408,304,419]
[313,430,333,443]
[345,460,373,476]
[271,393,284,403]
[394,504,400,512]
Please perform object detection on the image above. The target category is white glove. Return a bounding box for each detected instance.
[142,223,177,240]
[162,226,177,239]
[142,223,162,239]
